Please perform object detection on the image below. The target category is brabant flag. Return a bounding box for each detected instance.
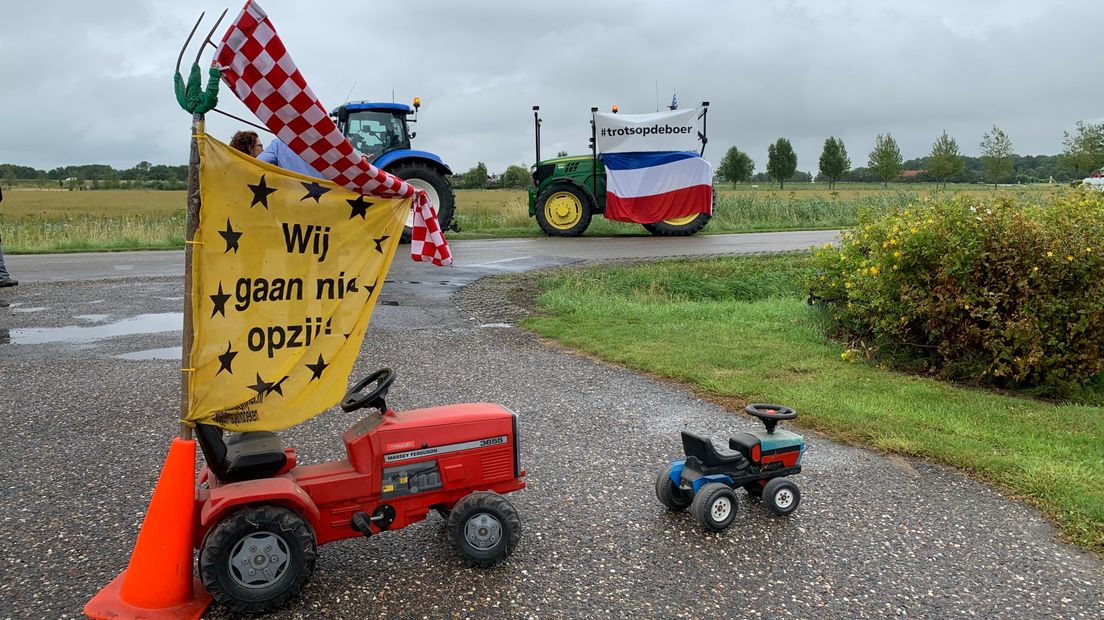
[213,0,451,266]
[184,134,408,431]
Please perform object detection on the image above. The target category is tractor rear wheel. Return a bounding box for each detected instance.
[199,506,317,614]
[642,188,715,236]
[389,161,455,243]
[655,463,692,511]
[535,184,593,237]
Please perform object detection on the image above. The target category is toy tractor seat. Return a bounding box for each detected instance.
[680,431,747,469]
[195,423,288,483]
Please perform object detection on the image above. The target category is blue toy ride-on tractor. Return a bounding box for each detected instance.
[657,404,806,532]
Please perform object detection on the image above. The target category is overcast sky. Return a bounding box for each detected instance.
[2,0,1102,174]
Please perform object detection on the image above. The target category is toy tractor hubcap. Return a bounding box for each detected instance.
[710,497,732,522]
[774,489,793,509]
[228,532,291,589]
[464,512,503,550]
[545,192,582,229]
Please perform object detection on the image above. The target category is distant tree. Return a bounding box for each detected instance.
[927,131,964,188]
[556,150,568,157]
[868,133,903,188]
[499,165,533,189]
[818,137,850,189]
[1,169,14,190]
[456,162,489,189]
[718,146,754,185]
[35,170,47,189]
[980,125,1014,187]
[1059,121,1104,178]
[766,138,797,189]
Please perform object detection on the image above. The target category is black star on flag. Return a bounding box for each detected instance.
[300,181,331,203]
[218,219,243,253]
[210,282,231,317]
[347,195,373,219]
[247,373,274,396]
[363,283,376,298]
[305,354,329,381]
[248,174,278,209]
[268,376,289,397]
[216,341,238,376]
[373,235,390,253]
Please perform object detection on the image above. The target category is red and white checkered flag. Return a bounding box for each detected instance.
[213,0,451,266]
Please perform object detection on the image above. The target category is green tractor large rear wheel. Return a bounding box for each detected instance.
[535,184,593,237]
[642,212,711,236]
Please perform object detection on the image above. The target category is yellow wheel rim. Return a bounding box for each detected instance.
[544,191,583,230]
[663,214,699,226]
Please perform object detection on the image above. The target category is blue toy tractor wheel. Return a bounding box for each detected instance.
[691,483,738,532]
[655,464,692,511]
[763,478,801,516]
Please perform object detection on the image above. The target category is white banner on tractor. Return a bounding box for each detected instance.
[595,107,704,153]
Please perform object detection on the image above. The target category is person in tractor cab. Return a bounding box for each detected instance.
[258,137,323,179]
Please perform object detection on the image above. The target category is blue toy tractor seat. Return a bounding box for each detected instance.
[195,423,287,483]
[680,431,747,469]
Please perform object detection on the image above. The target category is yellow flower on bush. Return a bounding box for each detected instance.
[840,349,857,363]
[1047,251,1053,257]
[893,251,902,258]
[869,266,879,276]
[1067,255,1074,262]
[1032,266,1039,272]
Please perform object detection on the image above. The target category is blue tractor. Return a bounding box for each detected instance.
[331,99,456,241]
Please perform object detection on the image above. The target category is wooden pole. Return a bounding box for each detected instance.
[179,113,203,440]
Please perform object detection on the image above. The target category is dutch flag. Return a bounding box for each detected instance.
[602,151,713,224]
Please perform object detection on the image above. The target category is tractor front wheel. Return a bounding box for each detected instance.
[199,506,317,614]
[763,478,802,516]
[447,491,521,567]
[389,161,456,243]
[535,184,593,237]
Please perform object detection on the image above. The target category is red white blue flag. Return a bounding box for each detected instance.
[601,152,713,224]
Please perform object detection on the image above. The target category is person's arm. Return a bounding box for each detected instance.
[257,141,279,165]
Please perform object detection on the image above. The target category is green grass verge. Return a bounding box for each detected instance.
[522,253,1104,553]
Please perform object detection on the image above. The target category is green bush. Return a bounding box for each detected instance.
[807,190,1104,398]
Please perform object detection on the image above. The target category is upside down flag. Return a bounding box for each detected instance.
[184,135,409,431]
[601,152,713,224]
[213,0,450,266]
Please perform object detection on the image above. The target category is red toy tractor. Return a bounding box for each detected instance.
[192,368,525,613]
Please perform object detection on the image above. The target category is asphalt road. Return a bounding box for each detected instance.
[0,232,1100,619]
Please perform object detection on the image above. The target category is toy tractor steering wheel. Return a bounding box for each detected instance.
[340,367,396,413]
[745,404,798,434]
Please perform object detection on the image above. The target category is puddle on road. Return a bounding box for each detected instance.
[75,314,111,322]
[12,307,47,314]
[115,346,183,361]
[10,312,182,345]
[478,323,512,329]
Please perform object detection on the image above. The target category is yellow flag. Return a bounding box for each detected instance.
[184,135,408,431]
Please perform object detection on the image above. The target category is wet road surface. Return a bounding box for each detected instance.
[0,232,1100,619]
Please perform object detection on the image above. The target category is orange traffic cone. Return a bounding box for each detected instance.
[84,437,212,619]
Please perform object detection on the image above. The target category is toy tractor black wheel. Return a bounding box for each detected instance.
[763,478,802,516]
[199,505,317,614]
[389,161,456,243]
[447,491,521,567]
[655,464,692,511]
[743,481,765,499]
[535,184,593,237]
[691,483,738,532]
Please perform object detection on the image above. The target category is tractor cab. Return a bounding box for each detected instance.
[329,98,457,240]
[332,102,415,163]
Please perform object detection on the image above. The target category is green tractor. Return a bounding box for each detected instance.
[527,105,713,237]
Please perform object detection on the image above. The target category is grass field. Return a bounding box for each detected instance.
[522,253,1104,553]
[0,183,1058,252]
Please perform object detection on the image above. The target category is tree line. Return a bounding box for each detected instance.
[718,121,1104,188]
[0,161,190,190]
